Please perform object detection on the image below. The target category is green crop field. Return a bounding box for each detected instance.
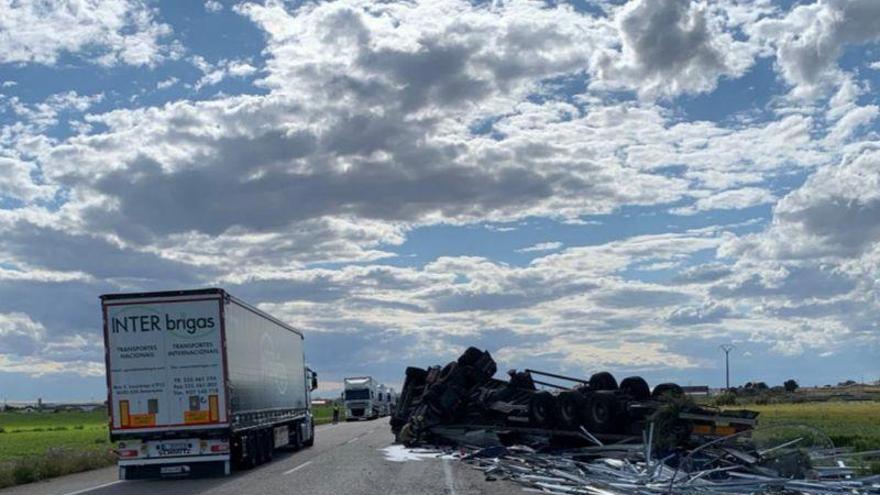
[745,401,880,451]
[0,410,114,488]
[312,403,345,425]
[0,410,110,461]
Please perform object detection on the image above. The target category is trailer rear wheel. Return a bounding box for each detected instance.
[245,434,259,468]
[557,391,587,429]
[619,376,650,400]
[528,391,559,428]
[585,393,620,434]
[589,371,618,391]
[264,429,274,462]
[303,419,315,447]
[652,383,684,400]
[254,432,266,465]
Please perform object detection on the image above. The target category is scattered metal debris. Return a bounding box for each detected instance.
[389,348,880,494]
[398,427,879,495]
[463,428,880,495]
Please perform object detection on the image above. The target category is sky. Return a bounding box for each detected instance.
[1,0,879,401]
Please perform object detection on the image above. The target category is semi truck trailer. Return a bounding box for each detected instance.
[101,288,317,479]
[342,378,396,419]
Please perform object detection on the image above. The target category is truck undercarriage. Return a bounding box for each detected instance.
[390,347,757,449]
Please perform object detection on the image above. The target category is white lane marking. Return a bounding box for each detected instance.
[443,459,458,495]
[61,480,124,495]
[283,460,313,475]
[346,436,360,444]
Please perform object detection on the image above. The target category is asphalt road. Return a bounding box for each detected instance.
[1,418,520,495]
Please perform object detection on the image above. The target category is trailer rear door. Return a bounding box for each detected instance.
[103,294,228,433]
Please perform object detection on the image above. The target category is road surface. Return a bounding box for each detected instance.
[1,418,520,495]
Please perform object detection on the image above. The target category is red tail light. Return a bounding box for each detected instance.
[210,444,229,453]
[117,449,139,458]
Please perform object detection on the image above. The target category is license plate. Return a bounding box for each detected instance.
[160,465,189,475]
[156,442,193,456]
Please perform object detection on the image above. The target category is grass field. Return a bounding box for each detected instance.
[0,410,113,488]
[744,401,880,451]
[0,410,109,461]
[313,403,343,425]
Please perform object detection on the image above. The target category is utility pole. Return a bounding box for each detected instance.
[720,344,735,391]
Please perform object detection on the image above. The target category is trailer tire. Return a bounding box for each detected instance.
[255,431,266,465]
[264,429,274,462]
[557,391,587,428]
[585,393,620,434]
[405,366,429,384]
[457,347,484,366]
[303,420,315,447]
[589,371,618,391]
[246,434,259,468]
[528,391,559,428]
[619,376,651,400]
[652,383,684,400]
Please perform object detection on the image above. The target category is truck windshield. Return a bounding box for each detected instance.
[345,389,370,400]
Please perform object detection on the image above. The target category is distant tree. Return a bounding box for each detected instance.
[714,392,737,406]
[755,382,769,390]
[783,379,799,392]
[838,380,857,387]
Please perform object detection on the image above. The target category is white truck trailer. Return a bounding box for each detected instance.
[101,288,317,479]
[377,384,397,416]
[343,376,380,420]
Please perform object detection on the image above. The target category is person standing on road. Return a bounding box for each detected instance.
[332,403,340,423]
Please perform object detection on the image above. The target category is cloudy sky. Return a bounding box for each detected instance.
[1,0,879,401]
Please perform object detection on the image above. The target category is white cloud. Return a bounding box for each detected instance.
[2,0,879,383]
[497,339,699,371]
[204,0,222,13]
[191,56,258,90]
[723,147,880,261]
[591,0,759,97]
[156,76,179,90]
[5,91,103,130]
[749,0,880,97]
[0,157,57,202]
[516,241,563,253]
[0,312,46,357]
[0,0,174,67]
[673,187,775,215]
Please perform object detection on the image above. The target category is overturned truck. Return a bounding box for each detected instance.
[391,347,757,448]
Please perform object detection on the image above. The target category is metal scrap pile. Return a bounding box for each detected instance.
[455,431,880,495]
[391,347,756,448]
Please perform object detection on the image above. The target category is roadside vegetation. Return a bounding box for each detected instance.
[0,404,346,488]
[745,401,880,452]
[0,409,112,488]
[313,403,344,425]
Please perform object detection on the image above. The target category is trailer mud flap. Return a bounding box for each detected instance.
[274,426,290,448]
